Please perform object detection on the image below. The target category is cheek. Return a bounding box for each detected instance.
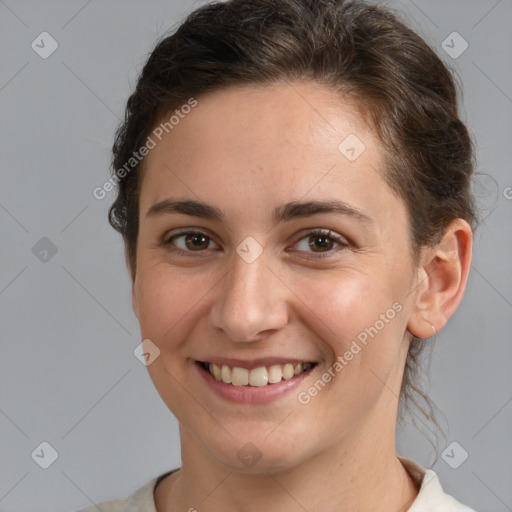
[134,265,212,418]
[135,263,207,346]
[293,272,408,424]
[293,268,406,372]
[300,268,399,334]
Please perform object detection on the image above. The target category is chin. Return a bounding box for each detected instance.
[197,424,317,475]
[213,446,303,475]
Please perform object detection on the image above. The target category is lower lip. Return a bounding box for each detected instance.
[196,362,315,404]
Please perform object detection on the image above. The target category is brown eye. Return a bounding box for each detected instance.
[163,230,219,254]
[290,229,349,259]
[183,233,210,251]
[308,234,335,252]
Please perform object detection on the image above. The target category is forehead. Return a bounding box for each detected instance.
[138,82,399,227]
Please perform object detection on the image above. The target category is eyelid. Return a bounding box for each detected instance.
[293,227,349,243]
[163,227,214,241]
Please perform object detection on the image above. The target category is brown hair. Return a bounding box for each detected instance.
[108,0,477,455]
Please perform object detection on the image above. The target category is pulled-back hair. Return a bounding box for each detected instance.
[108,0,477,455]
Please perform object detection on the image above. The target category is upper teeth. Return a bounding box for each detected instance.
[207,362,312,387]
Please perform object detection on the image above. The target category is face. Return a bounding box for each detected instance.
[132,82,421,472]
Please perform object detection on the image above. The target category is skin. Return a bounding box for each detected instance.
[130,81,472,511]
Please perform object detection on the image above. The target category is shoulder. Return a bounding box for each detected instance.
[399,456,478,512]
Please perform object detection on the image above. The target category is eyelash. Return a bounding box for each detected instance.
[161,228,350,259]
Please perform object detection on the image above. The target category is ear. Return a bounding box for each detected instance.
[407,219,473,338]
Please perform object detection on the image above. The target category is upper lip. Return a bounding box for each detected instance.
[196,357,317,370]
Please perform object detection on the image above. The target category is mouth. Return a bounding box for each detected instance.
[196,361,317,387]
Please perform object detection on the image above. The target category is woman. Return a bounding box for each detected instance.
[79,0,478,510]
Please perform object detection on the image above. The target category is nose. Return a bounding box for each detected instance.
[208,250,289,343]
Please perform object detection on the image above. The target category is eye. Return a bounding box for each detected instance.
[162,230,219,255]
[162,228,349,258]
[289,229,349,258]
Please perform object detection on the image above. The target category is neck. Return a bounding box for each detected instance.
[155,423,419,512]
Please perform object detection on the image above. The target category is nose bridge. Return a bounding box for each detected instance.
[209,249,287,342]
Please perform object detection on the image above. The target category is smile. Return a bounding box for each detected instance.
[198,361,315,387]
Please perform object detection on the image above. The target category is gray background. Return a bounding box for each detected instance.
[0,0,510,510]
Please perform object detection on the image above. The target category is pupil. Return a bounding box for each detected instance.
[186,233,208,250]
[310,235,332,252]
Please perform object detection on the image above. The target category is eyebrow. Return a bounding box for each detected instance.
[145,198,373,224]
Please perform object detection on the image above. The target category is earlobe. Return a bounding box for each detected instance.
[407,219,473,338]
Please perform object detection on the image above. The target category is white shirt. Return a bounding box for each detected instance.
[75,456,478,512]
